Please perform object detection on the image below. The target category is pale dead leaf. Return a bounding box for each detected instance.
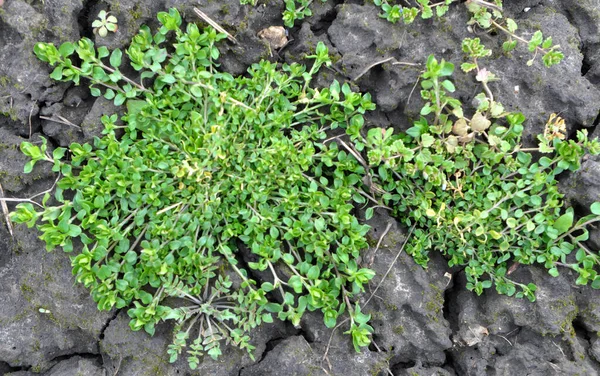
[463,325,489,346]
[452,118,469,137]
[257,26,288,50]
[470,111,491,132]
[443,272,452,288]
[0,182,14,238]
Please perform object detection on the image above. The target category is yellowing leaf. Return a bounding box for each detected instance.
[470,112,491,132]
[452,118,469,136]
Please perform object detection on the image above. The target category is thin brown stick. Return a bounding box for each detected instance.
[353,57,421,82]
[406,74,422,107]
[28,103,35,139]
[391,61,421,67]
[193,8,238,44]
[370,340,394,375]
[39,115,82,130]
[364,223,415,307]
[0,183,14,238]
[367,221,393,267]
[321,317,349,368]
[113,355,122,376]
[353,57,394,81]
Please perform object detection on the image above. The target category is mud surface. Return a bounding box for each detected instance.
[1,0,600,375]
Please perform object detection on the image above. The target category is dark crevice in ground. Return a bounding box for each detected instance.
[558,6,590,79]
[309,2,339,38]
[592,111,600,131]
[99,308,121,341]
[581,48,592,77]
[77,0,100,40]
[390,359,416,370]
[573,316,592,343]
[567,122,586,140]
[0,361,30,374]
[442,270,461,334]
[258,336,286,362]
[48,351,103,365]
[296,325,315,344]
[440,270,462,375]
[237,336,289,376]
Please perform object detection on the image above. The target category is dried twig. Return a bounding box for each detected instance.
[495,333,512,346]
[353,57,394,81]
[551,341,566,358]
[28,103,36,139]
[0,183,14,238]
[0,173,61,210]
[193,8,237,44]
[367,221,393,267]
[112,355,122,376]
[39,115,82,130]
[353,57,421,81]
[406,74,422,107]
[364,223,415,307]
[370,340,394,375]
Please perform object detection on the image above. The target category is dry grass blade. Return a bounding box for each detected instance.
[353,57,394,82]
[366,221,393,267]
[353,57,421,81]
[28,104,35,139]
[39,115,82,130]
[193,8,237,44]
[0,182,14,238]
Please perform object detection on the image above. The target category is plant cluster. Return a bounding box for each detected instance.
[10,0,600,370]
[347,38,600,300]
[18,9,378,367]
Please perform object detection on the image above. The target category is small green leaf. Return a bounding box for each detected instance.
[110,49,122,68]
[58,42,75,57]
[554,211,574,234]
[441,80,455,92]
[23,160,35,174]
[288,275,303,293]
[307,265,320,280]
[421,133,435,148]
[314,217,326,231]
[96,265,112,280]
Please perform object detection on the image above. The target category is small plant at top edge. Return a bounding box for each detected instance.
[92,10,118,37]
[246,0,564,68]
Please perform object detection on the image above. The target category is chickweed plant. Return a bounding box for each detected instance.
[92,10,119,38]
[16,8,378,367]
[348,38,600,301]
[8,3,600,370]
[240,0,327,28]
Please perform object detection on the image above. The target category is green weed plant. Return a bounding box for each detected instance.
[8,3,600,369]
[353,39,600,300]
[15,9,377,367]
